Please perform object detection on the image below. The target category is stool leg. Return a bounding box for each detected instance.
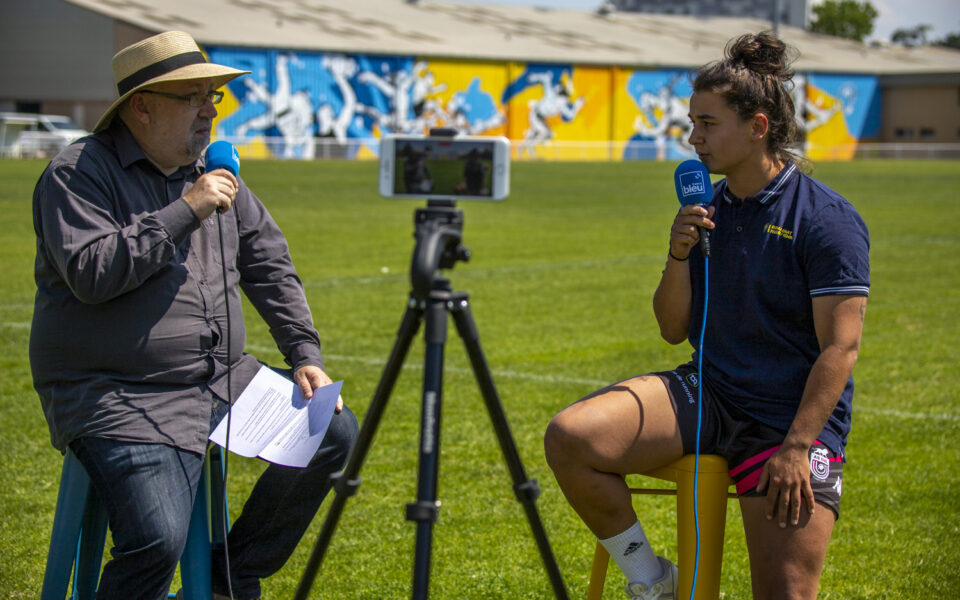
[587,542,610,600]
[675,465,729,600]
[208,446,228,547]
[42,451,110,600]
[179,454,212,600]
[42,453,88,600]
[74,486,108,600]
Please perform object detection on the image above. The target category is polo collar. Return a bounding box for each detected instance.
[721,162,798,205]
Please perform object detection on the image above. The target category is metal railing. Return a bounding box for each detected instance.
[221,137,960,162]
[6,136,959,161]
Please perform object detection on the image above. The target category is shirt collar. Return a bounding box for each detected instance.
[107,120,201,178]
[721,161,798,205]
[108,120,149,169]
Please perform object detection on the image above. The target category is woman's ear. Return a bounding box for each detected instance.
[751,112,770,142]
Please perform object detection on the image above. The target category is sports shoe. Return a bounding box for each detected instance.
[624,556,678,599]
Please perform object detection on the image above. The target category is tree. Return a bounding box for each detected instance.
[933,32,960,50]
[891,24,932,47]
[808,0,878,43]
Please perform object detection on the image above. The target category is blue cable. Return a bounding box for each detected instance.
[690,253,708,600]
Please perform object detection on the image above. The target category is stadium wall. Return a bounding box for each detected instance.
[206,45,882,162]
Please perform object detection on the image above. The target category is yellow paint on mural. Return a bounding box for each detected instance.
[612,67,640,143]
[805,85,857,161]
[563,66,612,160]
[505,62,538,145]
[422,59,509,138]
[506,64,613,161]
[210,86,239,140]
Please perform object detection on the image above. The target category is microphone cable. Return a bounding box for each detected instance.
[216,209,235,600]
[690,251,709,600]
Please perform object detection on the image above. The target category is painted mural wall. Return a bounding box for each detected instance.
[206,46,881,161]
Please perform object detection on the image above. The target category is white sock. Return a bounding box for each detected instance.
[599,520,663,585]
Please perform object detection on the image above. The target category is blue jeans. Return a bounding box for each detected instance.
[70,401,358,600]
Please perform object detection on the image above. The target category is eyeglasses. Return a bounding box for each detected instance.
[139,90,224,107]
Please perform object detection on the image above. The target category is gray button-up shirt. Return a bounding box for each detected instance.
[30,122,324,455]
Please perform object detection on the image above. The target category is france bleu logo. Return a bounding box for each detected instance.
[679,171,705,198]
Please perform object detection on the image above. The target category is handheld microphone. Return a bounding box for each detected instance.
[674,159,712,257]
[205,141,239,214]
[205,140,240,177]
[206,139,239,596]
[674,159,713,600]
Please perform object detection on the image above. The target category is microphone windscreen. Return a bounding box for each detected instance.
[674,159,712,206]
[204,141,239,177]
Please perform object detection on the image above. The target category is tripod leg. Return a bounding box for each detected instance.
[293,298,424,600]
[408,293,448,600]
[449,293,571,600]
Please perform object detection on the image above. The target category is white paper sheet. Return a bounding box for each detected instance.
[209,366,343,468]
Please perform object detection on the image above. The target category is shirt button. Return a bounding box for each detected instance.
[736,225,743,232]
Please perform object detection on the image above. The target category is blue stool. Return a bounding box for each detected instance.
[41,446,228,600]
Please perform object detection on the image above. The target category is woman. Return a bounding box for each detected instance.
[544,32,869,600]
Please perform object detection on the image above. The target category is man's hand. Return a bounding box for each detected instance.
[294,365,342,413]
[756,444,815,528]
[183,170,238,220]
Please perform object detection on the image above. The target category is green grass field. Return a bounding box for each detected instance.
[1,157,958,599]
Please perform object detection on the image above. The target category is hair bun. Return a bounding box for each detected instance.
[727,32,793,80]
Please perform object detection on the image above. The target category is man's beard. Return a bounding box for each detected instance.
[186,122,212,160]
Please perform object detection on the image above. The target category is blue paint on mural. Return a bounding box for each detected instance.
[807,73,881,139]
[448,77,505,135]
[623,69,695,161]
[208,47,462,157]
[208,47,375,157]
[205,46,881,161]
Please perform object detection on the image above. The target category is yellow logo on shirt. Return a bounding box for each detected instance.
[764,223,793,240]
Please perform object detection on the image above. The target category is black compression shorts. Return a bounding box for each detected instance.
[657,363,843,519]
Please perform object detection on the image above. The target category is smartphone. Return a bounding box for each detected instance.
[378,134,510,201]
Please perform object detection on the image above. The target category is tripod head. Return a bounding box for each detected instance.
[410,200,470,299]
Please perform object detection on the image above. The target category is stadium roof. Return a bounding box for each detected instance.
[63,0,960,75]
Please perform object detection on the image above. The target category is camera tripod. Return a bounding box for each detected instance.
[294,200,569,600]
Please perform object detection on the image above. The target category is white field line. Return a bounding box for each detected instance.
[4,327,956,423]
[300,256,655,289]
[245,345,960,423]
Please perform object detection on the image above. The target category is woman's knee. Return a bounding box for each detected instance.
[544,407,592,470]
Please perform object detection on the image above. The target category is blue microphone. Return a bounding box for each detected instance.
[204,140,239,177]
[674,159,712,257]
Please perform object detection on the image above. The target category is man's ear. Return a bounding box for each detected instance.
[126,92,152,125]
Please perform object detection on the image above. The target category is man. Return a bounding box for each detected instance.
[31,31,358,600]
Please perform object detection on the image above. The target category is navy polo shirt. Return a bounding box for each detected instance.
[687,162,870,456]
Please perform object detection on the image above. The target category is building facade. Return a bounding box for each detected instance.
[2,0,957,161]
[611,0,807,30]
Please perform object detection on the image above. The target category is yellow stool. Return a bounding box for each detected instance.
[587,454,736,600]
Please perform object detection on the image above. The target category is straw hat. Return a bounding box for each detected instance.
[94,30,249,132]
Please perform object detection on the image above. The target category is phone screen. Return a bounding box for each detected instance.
[391,138,498,199]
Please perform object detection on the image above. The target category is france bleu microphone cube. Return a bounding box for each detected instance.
[679,170,706,199]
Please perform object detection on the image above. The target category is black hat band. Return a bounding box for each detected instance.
[116,51,207,96]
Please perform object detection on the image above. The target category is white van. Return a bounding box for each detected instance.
[0,113,89,158]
